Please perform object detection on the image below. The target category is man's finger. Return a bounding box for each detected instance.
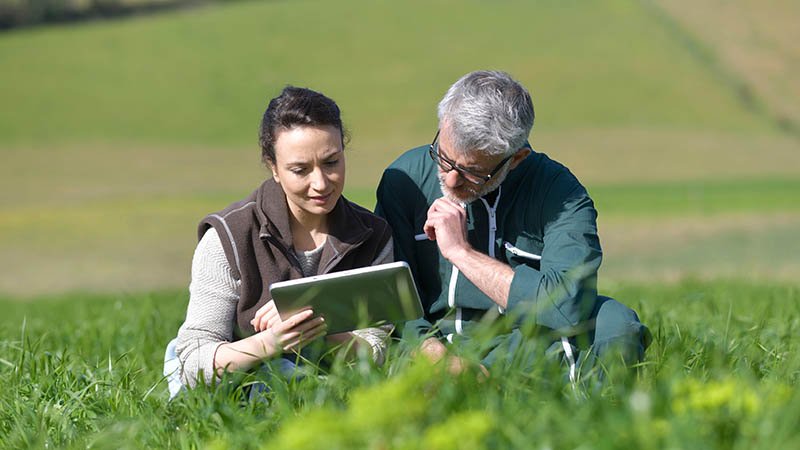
[433,198,466,218]
[423,220,437,240]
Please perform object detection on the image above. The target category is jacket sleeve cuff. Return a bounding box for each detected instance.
[506,264,544,313]
[401,317,435,341]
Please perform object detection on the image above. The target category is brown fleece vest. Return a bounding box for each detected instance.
[198,178,392,339]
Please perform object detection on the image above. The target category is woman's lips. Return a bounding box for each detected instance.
[309,193,332,205]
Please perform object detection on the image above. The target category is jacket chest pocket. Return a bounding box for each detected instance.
[503,237,542,271]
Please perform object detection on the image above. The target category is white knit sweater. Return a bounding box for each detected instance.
[174,228,392,386]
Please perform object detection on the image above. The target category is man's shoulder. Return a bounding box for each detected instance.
[378,145,438,194]
[385,145,432,173]
[520,150,586,192]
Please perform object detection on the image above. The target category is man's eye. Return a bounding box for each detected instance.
[324,159,339,166]
[290,167,307,175]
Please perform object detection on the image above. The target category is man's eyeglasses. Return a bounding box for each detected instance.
[428,130,514,186]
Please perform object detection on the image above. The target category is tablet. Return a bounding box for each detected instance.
[269,261,424,335]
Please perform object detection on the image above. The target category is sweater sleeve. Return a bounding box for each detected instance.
[351,236,394,365]
[175,228,241,387]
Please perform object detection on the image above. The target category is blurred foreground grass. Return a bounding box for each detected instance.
[1,280,798,449]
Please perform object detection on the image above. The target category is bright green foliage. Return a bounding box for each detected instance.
[1,281,799,449]
[591,177,800,217]
[1,1,799,447]
[0,0,777,148]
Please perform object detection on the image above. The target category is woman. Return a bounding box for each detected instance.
[164,86,393,398]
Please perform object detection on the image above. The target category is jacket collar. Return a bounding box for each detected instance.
[468,148,537,206]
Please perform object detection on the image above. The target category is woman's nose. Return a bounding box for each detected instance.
[310,168,329,191]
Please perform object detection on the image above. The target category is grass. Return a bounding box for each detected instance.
[1,1,799,446]
[0,177,797,295]
[1,0,798,295]
[590,177,800,217]
[0,0,776,148]
[1,280,799,448]
[653,0,800,134]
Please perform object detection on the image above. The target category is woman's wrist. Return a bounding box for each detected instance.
[214,332,279,374]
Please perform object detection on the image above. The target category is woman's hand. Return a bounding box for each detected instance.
[256,308,327,356]
[215,308,326,375]
[251,299,282,332]
[251,300,326,354]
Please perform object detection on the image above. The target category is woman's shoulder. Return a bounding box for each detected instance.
[340,197,391,236]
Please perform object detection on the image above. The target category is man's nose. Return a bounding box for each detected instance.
[443,169,463,188]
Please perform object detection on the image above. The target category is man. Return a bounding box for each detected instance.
[375,70,648,378]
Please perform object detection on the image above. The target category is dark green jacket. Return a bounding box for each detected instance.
[375,146,601,341]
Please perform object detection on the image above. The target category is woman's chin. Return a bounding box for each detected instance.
[306,195,339,214]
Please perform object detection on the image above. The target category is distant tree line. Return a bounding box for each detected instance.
[0,0,220,30]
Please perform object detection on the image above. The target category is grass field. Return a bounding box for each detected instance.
[1,0,799,447]
[2,280,799,449]
[0,0,798,294]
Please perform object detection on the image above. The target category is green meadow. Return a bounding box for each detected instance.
[1,0,799,448]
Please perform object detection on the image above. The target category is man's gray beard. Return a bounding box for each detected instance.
[437,163,510,204]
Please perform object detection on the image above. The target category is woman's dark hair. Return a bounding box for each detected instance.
[259,86,347,165]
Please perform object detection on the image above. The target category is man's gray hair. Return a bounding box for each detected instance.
[437,70,534,157]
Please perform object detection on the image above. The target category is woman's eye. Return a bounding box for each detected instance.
[289,167,307,175]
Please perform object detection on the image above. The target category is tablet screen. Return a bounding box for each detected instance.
[269,261,424,335]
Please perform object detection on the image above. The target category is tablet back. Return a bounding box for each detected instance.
[269,261,424,335]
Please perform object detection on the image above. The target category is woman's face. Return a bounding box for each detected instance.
[269,125,345,223]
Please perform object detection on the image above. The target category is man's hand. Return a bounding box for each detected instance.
[419,337,448,363]
[423,198,470,262]
[424,196,515,308]
[418,337,489,379]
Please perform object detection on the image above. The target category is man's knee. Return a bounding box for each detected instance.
[592,297,650,364]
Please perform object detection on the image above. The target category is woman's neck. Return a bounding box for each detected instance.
[288,205,328,251]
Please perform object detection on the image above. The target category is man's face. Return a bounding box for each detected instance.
[434,126,513,204]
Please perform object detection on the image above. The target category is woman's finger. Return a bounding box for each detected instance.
[276,309,316,332]
[256,314,270,332]
[282,316,326,337]
[263,306,281,330]
[282,323,328,351]
[276,317,326,343]
[252,300,279,331]
[252,300,273,322]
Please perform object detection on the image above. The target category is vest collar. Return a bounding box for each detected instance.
[255,178,373,273]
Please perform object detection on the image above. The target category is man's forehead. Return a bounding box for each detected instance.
[438,128,497,168]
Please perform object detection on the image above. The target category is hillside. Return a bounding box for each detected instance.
[0,0,798,295]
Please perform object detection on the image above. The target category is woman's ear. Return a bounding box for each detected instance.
[509,146,532,170]
[268,161,280,184]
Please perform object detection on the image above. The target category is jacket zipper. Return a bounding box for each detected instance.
[449,186,504,341]
[261,233,304,275]
[479,186,504,315]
